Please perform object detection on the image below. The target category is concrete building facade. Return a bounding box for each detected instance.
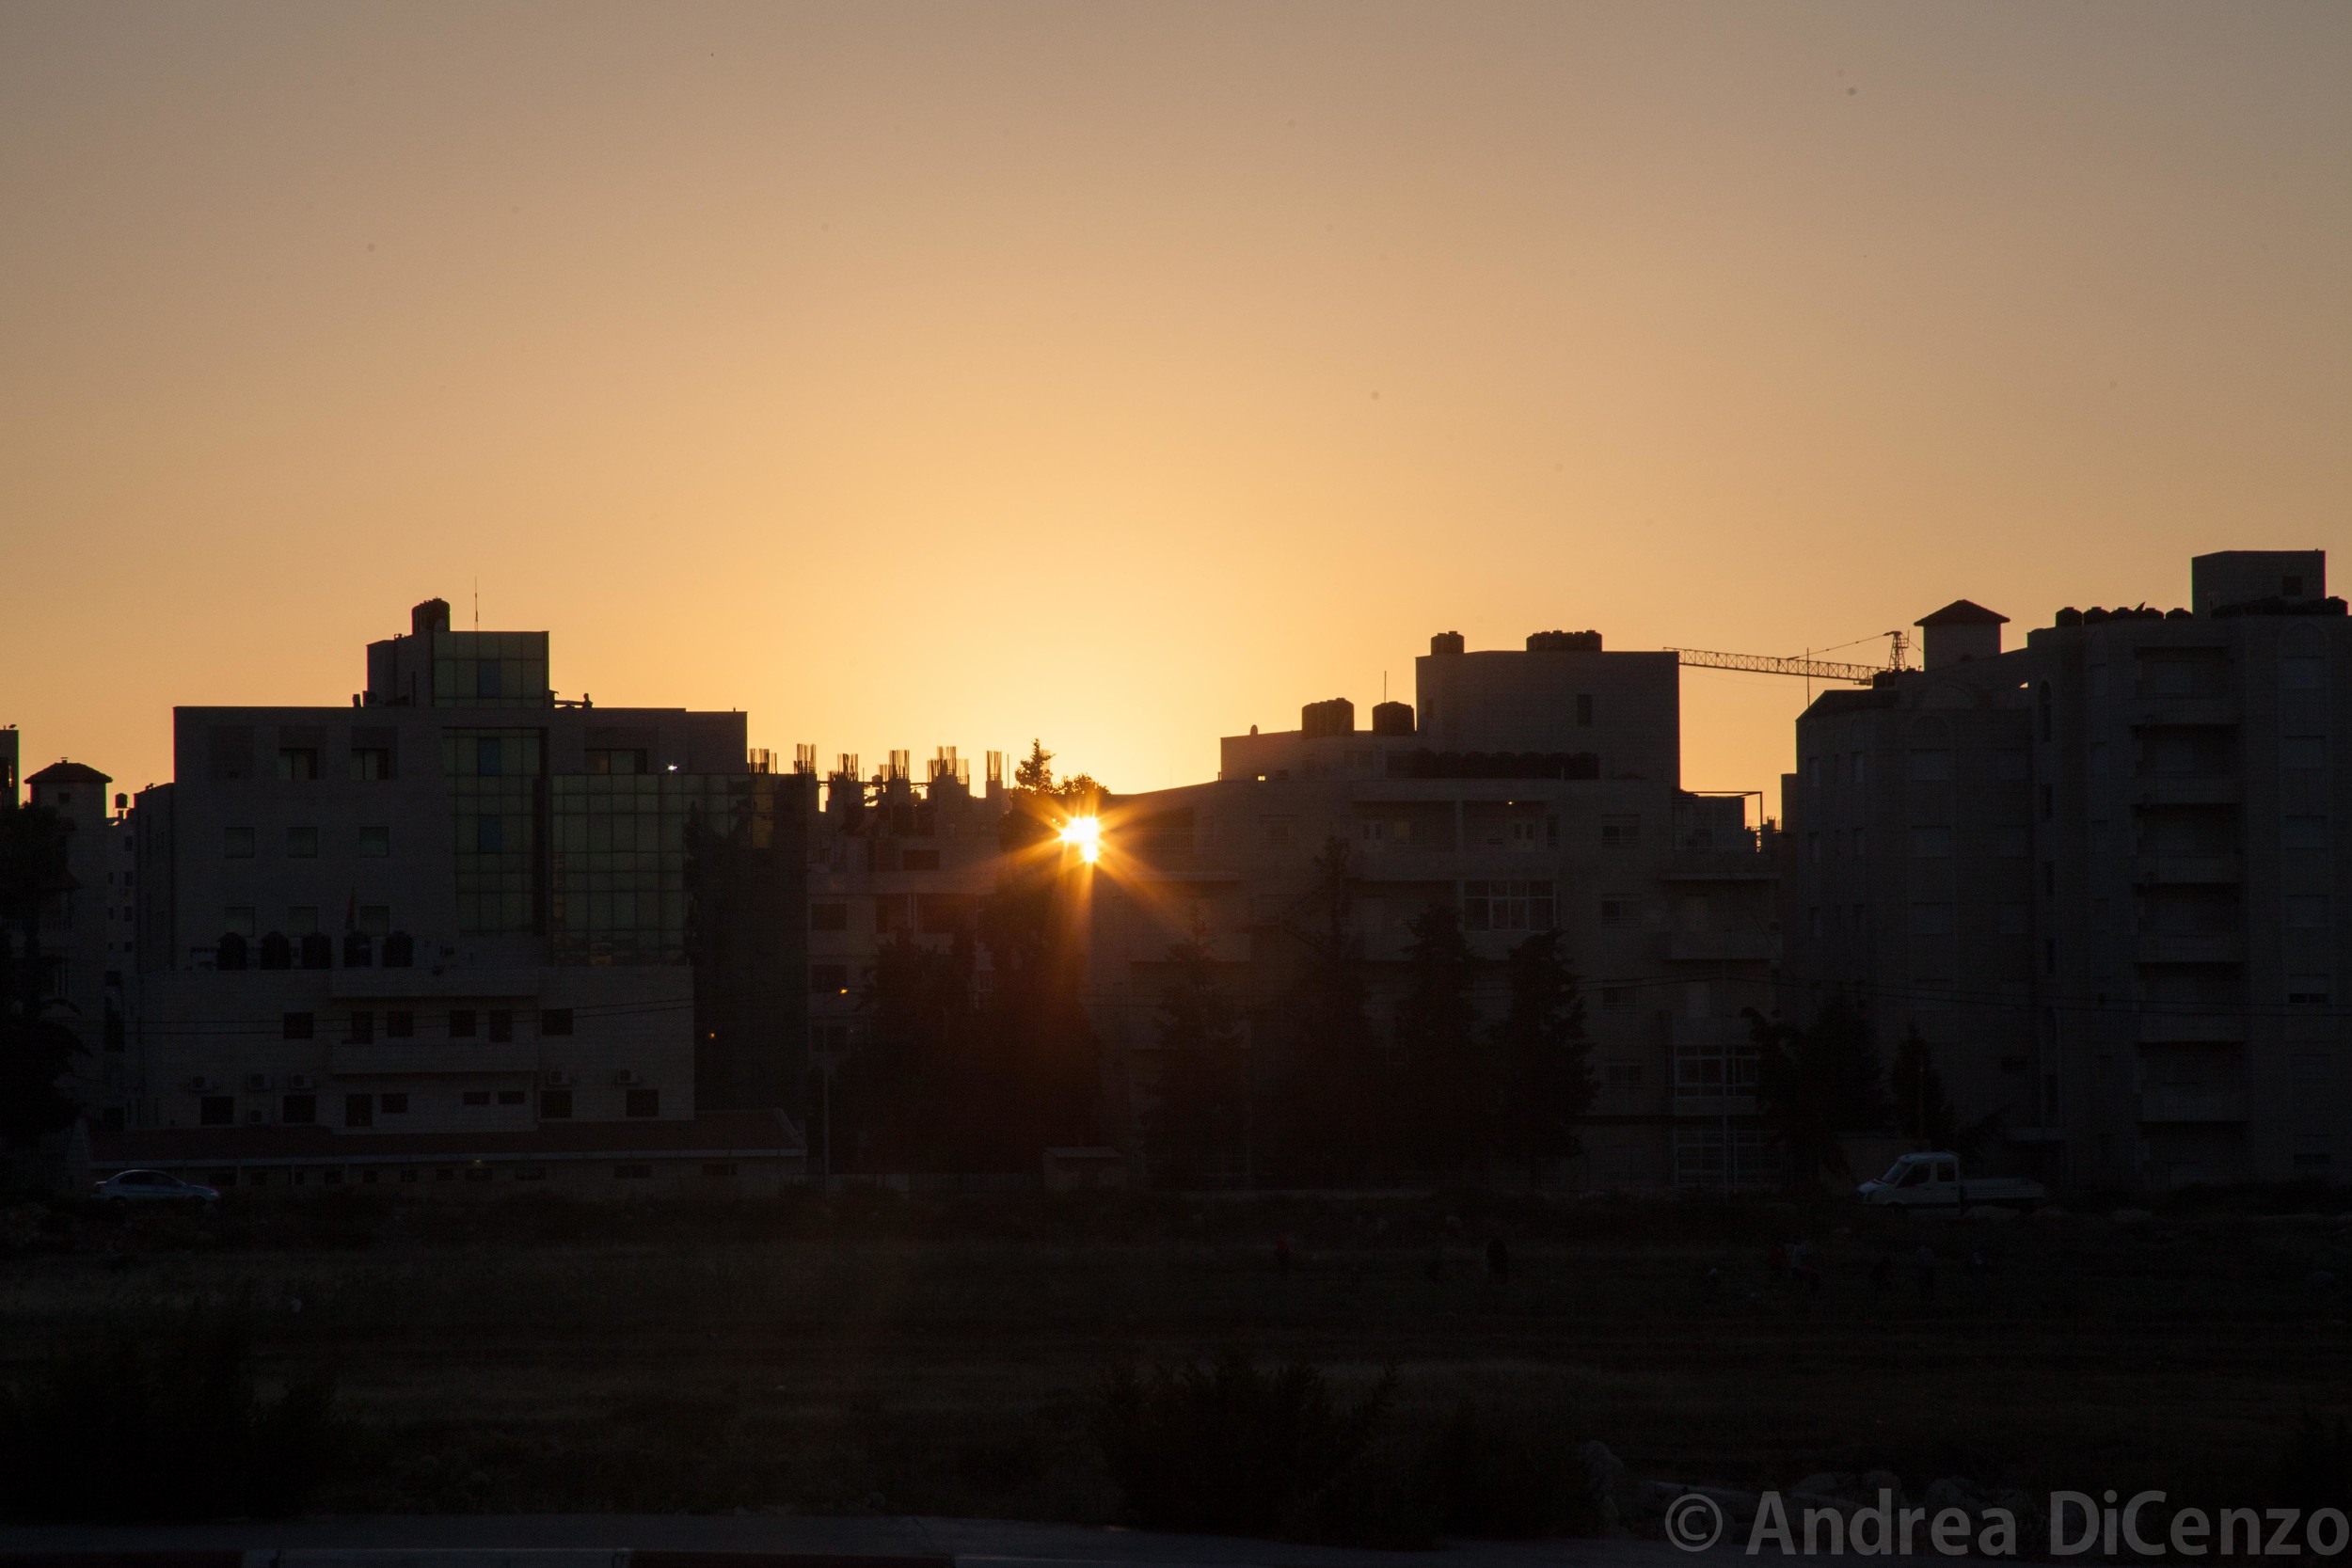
[1784,551,2351,1191]
[109,598,806,1189]
[1091,629,1782,1189]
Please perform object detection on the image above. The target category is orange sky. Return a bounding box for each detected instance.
[4,3,2346,816]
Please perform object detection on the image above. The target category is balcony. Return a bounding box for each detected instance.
[1665,931,1779,963]
[2133,855,2243,885]
[1661,848,1776,882]
[2135,932,2246,965]
[2138,1087,2249,1123]
[2135,1007,2249,1043]
[329,1042,540,1076]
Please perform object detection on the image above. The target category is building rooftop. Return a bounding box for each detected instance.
[26,761,111,784]
[1915,599,2009,628]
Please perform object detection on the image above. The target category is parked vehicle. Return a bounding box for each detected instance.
[1856,1151,2044,1210]
[92,1169,219,1208]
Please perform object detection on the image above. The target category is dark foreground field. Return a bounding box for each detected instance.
[1,1189,2345,1531]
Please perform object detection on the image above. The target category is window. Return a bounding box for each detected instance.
[281,1094,315,1123]
[2283,657,2324,691]
[224,827,254,859]
[351,747,392,780]
[587,748,648,775]
[2283,736,2326,770]
[514,1165,548,1181]
[1462,880,1555,932]
[2289,975,2331,1006]
[1599,987,1631,1011]
[1576,694,1593,727]
[1908,749,1952,782]
[2287,895,2329,929]
[1994,751,2027,781]
[1997,904,2028,935]
[614,1163,653,1180]
[2286,816,2328,849]
[1908,903,1955,936]
[1851,753,1867,785]
[449,1008,477,1037]
[540,1089,573,1118]
[358,826,390,858]
[346,1009,374,1044]
[475,816,504,853]
[462,1090,491,1106]
[541,1007,574,1036]
[2089,742,2108,779]
[1909,826,1951,858]
[487,1009,514,1042]
[380,1093,408,1115]
[2294,1134,2332,1174]
[193,1095,233,1126]
[1806,832,1821,863]
[1600,815,1640,849]
[278,748,320,781]
[901,848,941,871]
[1994,826,2029,858]
[1807,907,1822,939]
[627,1087,660,1117]
[345,1094,373,1129]
[811,902,850,931]
[224,906,257,938]
[703,1162,739,1178]
[287,906,318,936]
[811,963,850,994]
[358,904,390,935]
[1604,1063,1644,1090]
[1599,898,1633,927]
[497,1089,525,1106]
[1508,819,1541,851]
[387,1009,415,1038]
[283,1011,314,1040]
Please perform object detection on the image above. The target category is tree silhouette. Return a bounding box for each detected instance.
[1746,996,1885,1184]
[1488,929,1595,1181]
[1271,837,1381,1184]
[1147,915,1246,1187]
[0,803,83,1151]
[1889,1025,2006,1156]
[1393,900,1482,1176]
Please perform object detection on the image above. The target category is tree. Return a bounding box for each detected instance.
[1488,930,1596,1180]
[840,932,977,1170]
[1148,915,1246,1187]
[1270,837,1382,1184]
[1392,900,1483,1176]
[1889,1025,2006,1157]
[0,803,83,1153]
[1745,996,1885,1185]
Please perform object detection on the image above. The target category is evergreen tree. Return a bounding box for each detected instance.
[1392,900,1483,1176]
[1489,929,1595,1180]
[1889,1025,2006,1156]
[0,803,82,1152]
[1271,837,1381,1184]
[1746,996,1886,1184]
[1148,915,1246,1187]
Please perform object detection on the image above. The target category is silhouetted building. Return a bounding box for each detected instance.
[1092,628,1782,1189]
[110,598,805,1189]
[1784,550,2350,1191]
[21,759,137,1129]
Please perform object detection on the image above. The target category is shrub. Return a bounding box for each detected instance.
[0,1308,346,1520]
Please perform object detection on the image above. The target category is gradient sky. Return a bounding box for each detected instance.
[4,2,2346,814]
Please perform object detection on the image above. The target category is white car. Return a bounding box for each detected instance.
[1857,1151,2045,1210]
[93,1169,220,1208]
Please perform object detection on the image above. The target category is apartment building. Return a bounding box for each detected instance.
[1783,550,2350,1191]
[1089,629,1782,1189]
[103,598,807,1191]
[18,757,138,1129]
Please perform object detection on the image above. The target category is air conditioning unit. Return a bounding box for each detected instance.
[246,1108,268,1124]
[544,1069,574,1087]
[286,1073,316,1092]
[611,1069,642,1087]
[188,1075,218,1093]
[245,1072,273,1092]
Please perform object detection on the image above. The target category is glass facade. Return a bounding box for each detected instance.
[433,631,550,708]
[445,728,545,933]
[550,773,782,963]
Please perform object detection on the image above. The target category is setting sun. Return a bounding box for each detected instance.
[1058,816,1102,864]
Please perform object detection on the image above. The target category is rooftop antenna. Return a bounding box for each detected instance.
[472,578,479,630]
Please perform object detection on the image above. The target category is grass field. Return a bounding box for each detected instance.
[1,1189,2345,1528]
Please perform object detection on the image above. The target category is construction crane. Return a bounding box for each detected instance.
[1668,630,1909,687]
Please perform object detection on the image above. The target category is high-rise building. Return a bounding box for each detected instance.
[1783,550,2349,1191]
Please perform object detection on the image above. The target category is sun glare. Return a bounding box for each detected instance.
[1059,816,1102,863]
